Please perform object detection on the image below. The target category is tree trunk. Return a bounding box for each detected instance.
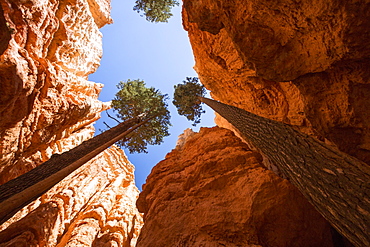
[0,115,152,225]
[200,97,370,247]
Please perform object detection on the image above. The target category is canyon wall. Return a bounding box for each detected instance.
[0,0,110,184]
[0,146,142,246]
[137,127,336,247]
[0,0,142,246]
[183,0,370,164]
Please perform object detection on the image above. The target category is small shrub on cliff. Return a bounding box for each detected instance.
[173,77,206,126]
[112,79,171,153]
[133,0,179,22]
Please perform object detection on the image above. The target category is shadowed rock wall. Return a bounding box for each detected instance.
[183,0,370,164]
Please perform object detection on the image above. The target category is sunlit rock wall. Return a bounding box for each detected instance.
[137,127,335,247]
[0,146,142,246]
[0,0,142,245]
[183,0,370,164]
[0,0,112,184]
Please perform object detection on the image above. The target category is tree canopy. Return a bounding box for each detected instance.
[111,79,171,153]
[173,77,206,126]
[133,0,179,23]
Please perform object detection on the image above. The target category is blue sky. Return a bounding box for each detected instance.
[89,0,215,189]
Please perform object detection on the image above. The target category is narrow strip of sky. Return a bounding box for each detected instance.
[89,0,215,189]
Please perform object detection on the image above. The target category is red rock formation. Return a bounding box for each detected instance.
[137,127,336,247]
[0,0,142,245]
[0,146,142,246]
[0,0,111,184]
[183,0,370,164]
[0,4,10,56]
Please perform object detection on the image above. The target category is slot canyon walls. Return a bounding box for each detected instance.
[1,0,369,246]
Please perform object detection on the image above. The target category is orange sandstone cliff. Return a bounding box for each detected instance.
[137,127,337,247]
[0,0,142,245]
[0,0,110,183]
[0,146,142,246]
[183,0,370,164]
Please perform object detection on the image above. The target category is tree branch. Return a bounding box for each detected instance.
[106,110,121,124]
[103,121,111,129]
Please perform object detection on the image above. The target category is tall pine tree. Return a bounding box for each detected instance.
[173,78,370,247]
[0,80,171,224]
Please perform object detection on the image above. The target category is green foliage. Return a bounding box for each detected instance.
[133,0,179,23]
[173,77,206,126]
[111,79,171,153]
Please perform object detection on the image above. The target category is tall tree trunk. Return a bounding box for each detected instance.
[0,115,152,225]
[200,97,370,247]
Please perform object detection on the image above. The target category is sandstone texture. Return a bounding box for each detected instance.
[0,146,142,247]
[0,0,142,246]
[183,0,370,164]
[137,127,336,247]
[0,0,112,184]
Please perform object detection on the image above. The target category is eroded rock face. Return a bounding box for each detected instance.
[0,0,111,184]
[0,146,142,247]
[137,127,335,247]
[183,0,370,164]
[0,0,142,245]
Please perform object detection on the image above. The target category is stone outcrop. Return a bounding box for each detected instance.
[0,146,142,246]
[0,0,112,184]
[137,127,336,247]
[0,0,142,245]
[183,0,370,164]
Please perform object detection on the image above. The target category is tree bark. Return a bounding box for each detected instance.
[0,115,152,225]
[200,97,370,247]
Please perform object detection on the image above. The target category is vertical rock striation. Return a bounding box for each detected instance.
[0,0,111,184]
[0,146,142,246]
[137,127,336,247]
[0,0,142,245]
